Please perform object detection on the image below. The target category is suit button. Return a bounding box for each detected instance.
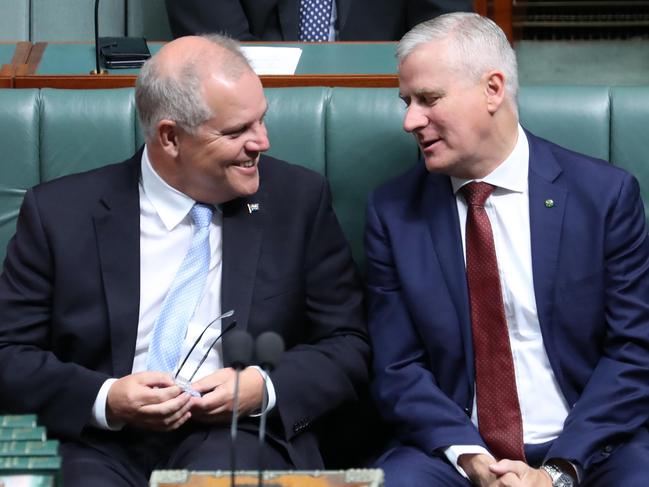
[464,408,471,416]
[603,445,613,453]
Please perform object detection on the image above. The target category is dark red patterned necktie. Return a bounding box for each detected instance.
[461,182,526,462]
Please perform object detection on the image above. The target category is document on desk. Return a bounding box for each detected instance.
[241,46,302,75]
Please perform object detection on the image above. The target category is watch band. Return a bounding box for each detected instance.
[542,463,562,482]
[542,463,576,487]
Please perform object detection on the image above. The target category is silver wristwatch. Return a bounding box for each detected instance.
[541,463,576,487]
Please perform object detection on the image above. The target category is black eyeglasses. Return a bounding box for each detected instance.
[174,309,236,395]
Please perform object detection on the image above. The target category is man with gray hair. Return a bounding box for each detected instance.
[0,34,369,486]
[366,12,649,486]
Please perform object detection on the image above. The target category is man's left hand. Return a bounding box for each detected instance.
[188,367,264,422]
[489,460,552,486]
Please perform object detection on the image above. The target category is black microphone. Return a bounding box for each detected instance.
[254,332,285,487]
[92,0,150,75]
[188,320,237,383]
[225,329,254,487]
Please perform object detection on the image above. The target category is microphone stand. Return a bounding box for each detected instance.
[231,372,242,487]
[254,332,285,487]
[91,0,150,74]
[91,0,106,74]
[257,378,269,487]
[226,330,254,487]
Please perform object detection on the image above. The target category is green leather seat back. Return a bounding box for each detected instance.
[326,88,418,269]
[0,86,647,269]
[135,87,329,173]
[135,97,145,148]
[0,89,40,260]
[610,86,649,218]
[3,0,172,42]
[127,0,173,41]
[0,0,29,41]
[40,88,137,181]
[518,85,611,162]
[31,0,125,41]
[265,87,328,175]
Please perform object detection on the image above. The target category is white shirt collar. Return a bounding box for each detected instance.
[451,124,529,195]
[140,146,195,231]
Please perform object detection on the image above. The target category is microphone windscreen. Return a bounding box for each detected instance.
[255,332,285,370]
[225,329,253,369]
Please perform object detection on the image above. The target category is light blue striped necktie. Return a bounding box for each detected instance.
[147,203,214,373]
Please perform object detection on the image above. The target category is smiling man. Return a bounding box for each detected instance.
[0,35,369,486]
[366,12,649,487]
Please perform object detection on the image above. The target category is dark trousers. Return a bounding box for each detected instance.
[60,423,292,487]
[375,428,649,486]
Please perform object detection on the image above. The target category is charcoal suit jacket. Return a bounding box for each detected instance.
[0,150,369,468]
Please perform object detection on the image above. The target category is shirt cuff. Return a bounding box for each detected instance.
[570,461,582,483]
[443,445,492,479]
[247,366,276,417]
[88,378,125,431]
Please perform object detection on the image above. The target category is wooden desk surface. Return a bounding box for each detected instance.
[14,42,399,89]
[150,470,384,487]
[0,42,31,88]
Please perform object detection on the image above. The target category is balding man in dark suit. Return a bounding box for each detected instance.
[0,33,369,486]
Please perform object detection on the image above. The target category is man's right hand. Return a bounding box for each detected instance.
[106,372,193,431]
[459,453,520,486]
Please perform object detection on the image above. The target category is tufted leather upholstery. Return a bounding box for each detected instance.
[0,86,648,272]
[0,0,29,41]
[1,0,172,42]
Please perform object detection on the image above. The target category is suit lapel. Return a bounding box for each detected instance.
[221,191,264,365]
[527,132,566,342]
[418,134,566,399]
[423,172,475,385]
[93,156,141,377]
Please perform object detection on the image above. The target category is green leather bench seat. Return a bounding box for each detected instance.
[611,87,649,201]
[0,0,29,41]
[1,86,648,272]
[0,89,40,259]
[1,0,171,42]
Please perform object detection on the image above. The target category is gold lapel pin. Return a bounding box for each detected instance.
[544,199,554,208]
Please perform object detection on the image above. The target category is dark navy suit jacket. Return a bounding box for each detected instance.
[0,151,369,469]
[365,130,649,472]
[165,0,473,41]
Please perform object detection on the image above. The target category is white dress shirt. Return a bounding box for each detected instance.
[444,125,571,474]
[90,148,275,428]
